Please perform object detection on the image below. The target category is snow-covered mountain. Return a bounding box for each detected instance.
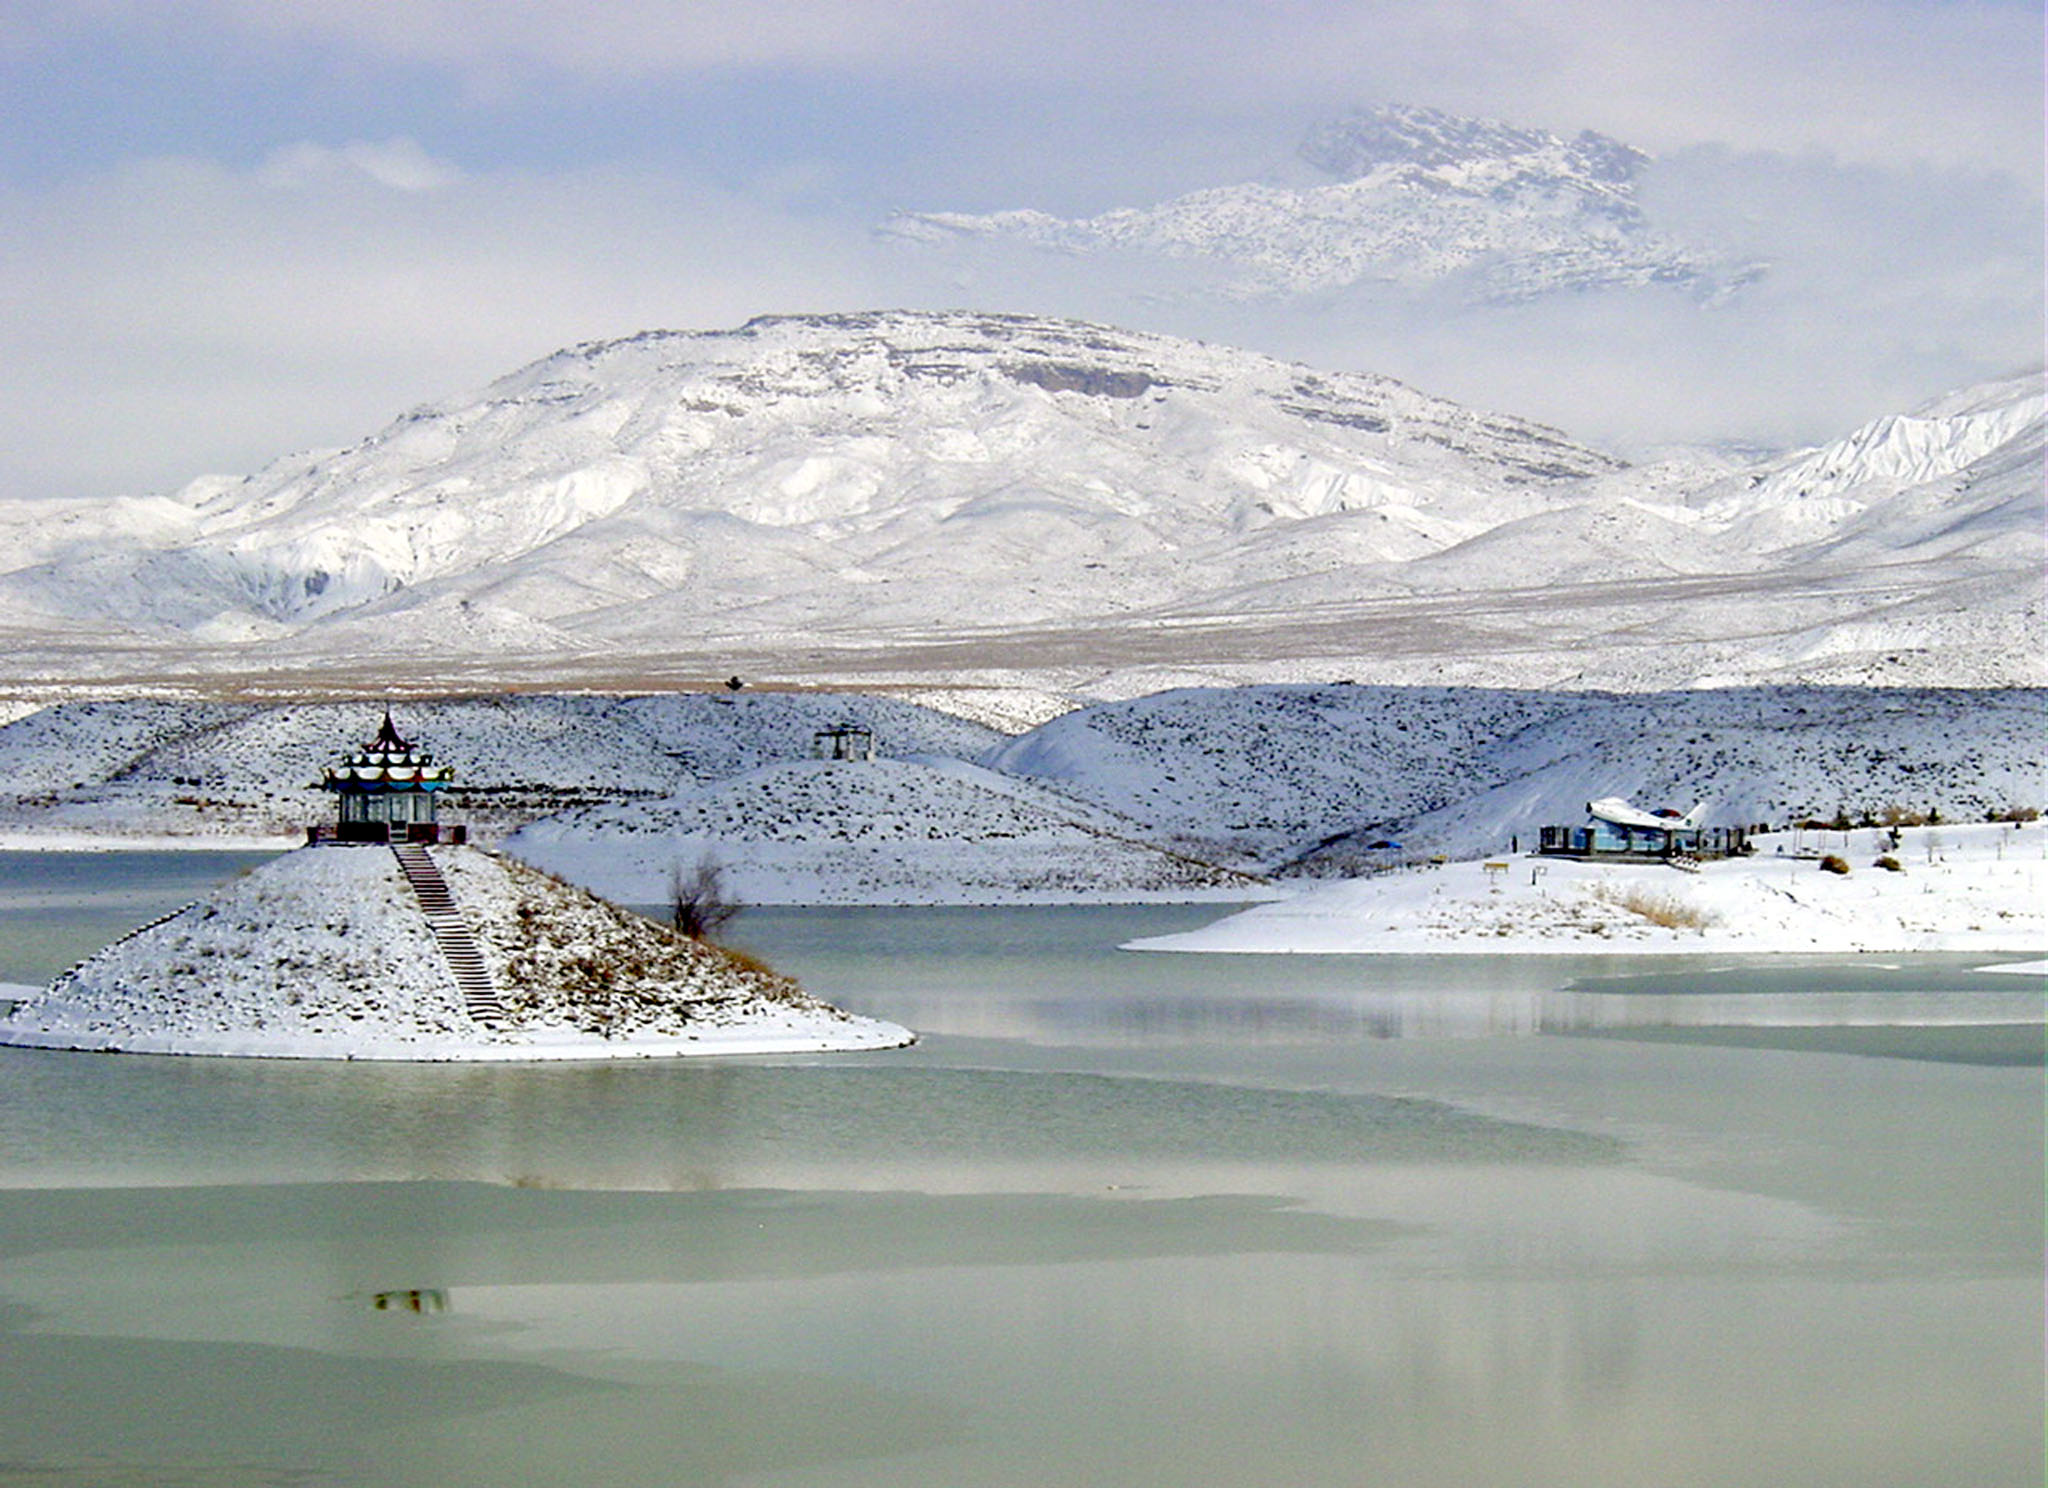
[0,312,2036,700]
[883,104,1757,304]
[0,309,1619,682]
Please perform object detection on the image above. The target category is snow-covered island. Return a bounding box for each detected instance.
[0,713,912,1061]
[0,842,911,1060]
[1130,822,2048,958]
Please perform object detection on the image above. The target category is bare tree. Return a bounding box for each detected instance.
[669,854,740,940]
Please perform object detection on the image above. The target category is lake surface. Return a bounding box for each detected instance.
[0,851,2041,1486]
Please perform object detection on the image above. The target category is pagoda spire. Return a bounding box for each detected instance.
[371,707,409,753]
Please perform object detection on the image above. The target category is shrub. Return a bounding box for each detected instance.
[1818,854,1850,875]
[1873,855,1902,872]
[669,854,740,940]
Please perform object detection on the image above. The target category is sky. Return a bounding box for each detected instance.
[1,0,2040,501]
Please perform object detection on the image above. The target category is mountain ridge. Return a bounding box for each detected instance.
[0,312,2036,701]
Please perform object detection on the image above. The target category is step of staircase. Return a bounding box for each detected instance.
[391,844,507,1024]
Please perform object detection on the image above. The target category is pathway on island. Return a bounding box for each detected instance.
[391,843,506,1023]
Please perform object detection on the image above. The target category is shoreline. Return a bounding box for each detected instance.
[0,983,914,1062]
[0,833,300,853]
[1129,824,2048,959]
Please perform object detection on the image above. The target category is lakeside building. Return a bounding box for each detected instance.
[1537,797,1748,862]
[311,710,464,844]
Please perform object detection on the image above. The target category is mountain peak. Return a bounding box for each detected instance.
[1297,103,1646,185]
[883,104,1746,305]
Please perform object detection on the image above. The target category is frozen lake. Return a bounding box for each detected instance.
[0,851,2040,1486]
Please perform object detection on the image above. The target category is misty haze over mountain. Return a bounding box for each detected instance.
[3,83,2037,504]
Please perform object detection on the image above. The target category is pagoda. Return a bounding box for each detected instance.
[314,710,463,844]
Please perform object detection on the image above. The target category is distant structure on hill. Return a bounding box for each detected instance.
[312,710,465,844]
[812,723,876,762]
[1537,797,1748,862]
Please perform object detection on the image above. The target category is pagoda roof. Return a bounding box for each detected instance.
[321,709,456,791]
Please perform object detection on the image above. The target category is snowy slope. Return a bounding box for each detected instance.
[1,683,2037,904]
[1693,370,2045,554]
[1318,688,2048,867]
[983,685,1560,867]
[0,313,2035,699]
[0,692,1002,843]
[504,757,1266,904]
[885,104,1755,304]
[1134,823,2048,957]
[986,684,2048,869]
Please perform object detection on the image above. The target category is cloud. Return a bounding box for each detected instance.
[0,3,2035,500]
[0,117,2036,505]
[863,139,2041,455]
[31,0,2043,177]
[0,147,884,500]
[255,139,464,193]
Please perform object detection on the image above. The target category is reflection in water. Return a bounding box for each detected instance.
[827,962,2045,1049]
[372,1288,449,1314]
[1538,986,2046,1032]
[723,905,2047,1049]
[0,1057,1628,1192]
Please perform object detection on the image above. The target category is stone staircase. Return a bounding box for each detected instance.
[391,843,505,1024]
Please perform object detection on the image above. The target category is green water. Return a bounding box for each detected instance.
[0,854,2039,1486]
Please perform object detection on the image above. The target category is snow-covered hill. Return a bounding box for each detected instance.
[2,685,2036,902]
[0,312,2036,699]
[884,104,1756,304]
[0,692,1001,843]
[0,843,910,1059]
[986,684,2048,868]
[504,756,1267,904]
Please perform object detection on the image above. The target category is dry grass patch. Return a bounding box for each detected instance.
[1589,879,1719,931]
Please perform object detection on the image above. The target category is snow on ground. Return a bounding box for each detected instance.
[0,684,2036,911]
[1130,823,2048,956]
[0,843,910,1060]
[0,691,1003,845]
[1,321,2034,702]
[983,684,1560,867]
[989,684,2047,869]
[505,756,1268,904]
